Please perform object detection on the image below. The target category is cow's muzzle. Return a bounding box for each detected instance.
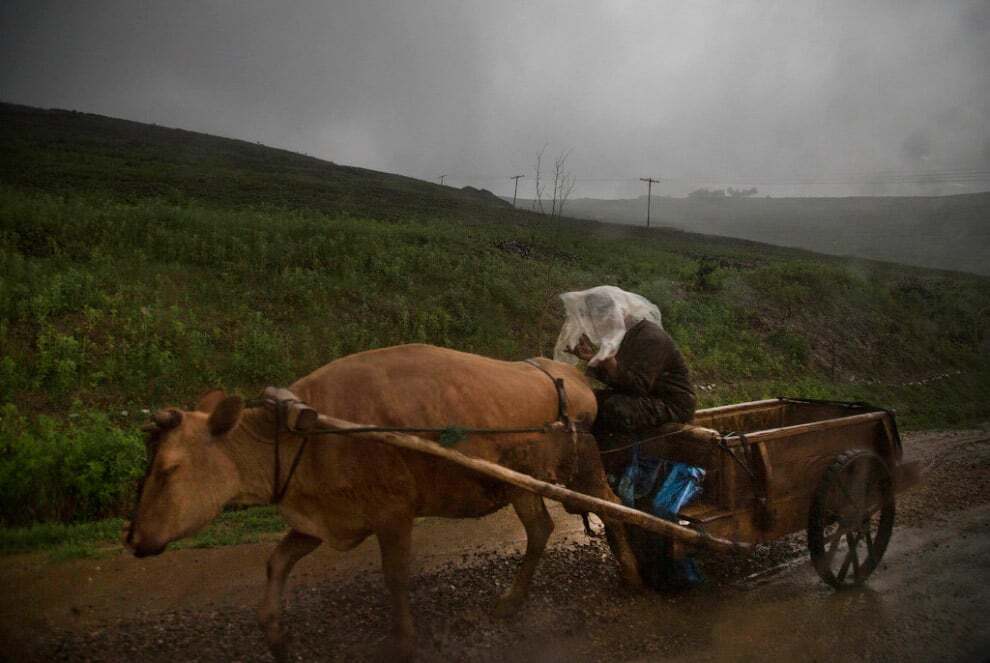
[122,520,166,558]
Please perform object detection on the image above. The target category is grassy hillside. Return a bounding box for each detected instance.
[1,103,988,528]
[548,194,990,276]
[0,102,511,221]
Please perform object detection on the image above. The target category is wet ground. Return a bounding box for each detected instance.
[2,429,988,662]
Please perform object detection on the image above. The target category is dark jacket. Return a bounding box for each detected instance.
[588,320,697,430]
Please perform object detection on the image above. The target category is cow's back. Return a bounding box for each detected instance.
[291,344,596,435]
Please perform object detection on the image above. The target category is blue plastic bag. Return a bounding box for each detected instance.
[615,447,665,507]
[651,462,706,521]
[616,455,707,590]
[650,462,706,588]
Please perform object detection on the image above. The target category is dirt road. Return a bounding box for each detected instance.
[2,429,988,662]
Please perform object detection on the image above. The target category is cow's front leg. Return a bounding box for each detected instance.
[258,529,321,662]
[376,515,415,660]
[496,492,553,617]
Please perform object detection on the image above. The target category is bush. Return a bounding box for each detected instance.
[0,404,145,525]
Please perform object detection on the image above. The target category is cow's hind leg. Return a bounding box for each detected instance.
[376,515,416,660]
[495,492,553,618]
[258,529,321,662]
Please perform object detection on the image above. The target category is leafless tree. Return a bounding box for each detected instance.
[533,143,548,214]
[551,148,577,218]
[533,144,576,218]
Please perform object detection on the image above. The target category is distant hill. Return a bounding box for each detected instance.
[539,194,990,276]
[0,102,510,221]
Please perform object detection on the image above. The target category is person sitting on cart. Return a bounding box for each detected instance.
[555,286,702,591]
[554,285,696,437]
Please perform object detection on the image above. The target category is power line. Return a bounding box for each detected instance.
[437,170,990,186]
[428,168,990,198]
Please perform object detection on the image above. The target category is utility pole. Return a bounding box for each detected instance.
[509,174,525,208]
[640,177,660,228]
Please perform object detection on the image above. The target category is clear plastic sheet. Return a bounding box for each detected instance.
[553,285,663,367]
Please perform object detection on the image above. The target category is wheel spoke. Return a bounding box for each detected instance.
[824,527,846,568]
[863,527,876,562]
[850,538,861,582]
[836,534,856,583]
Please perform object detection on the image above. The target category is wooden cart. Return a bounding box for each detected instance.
[598,397,921,588]
[282,390,919,590]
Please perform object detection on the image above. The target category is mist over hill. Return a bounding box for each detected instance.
[535,194,990,276]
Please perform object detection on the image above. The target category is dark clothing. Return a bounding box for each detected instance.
[588,320,696,433]
[588,320,701,589]
[591,320,701,592]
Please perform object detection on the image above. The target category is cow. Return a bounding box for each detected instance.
[125,344,641,660]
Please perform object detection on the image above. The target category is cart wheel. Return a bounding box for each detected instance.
[807,449,895,589]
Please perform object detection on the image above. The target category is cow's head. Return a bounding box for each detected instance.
[124,390,244,557]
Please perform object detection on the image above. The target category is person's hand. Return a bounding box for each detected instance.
[567,334,597,362]
[597,355,619,378]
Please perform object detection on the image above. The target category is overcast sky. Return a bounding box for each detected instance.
[2,1,988,198]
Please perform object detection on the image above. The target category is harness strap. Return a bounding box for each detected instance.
[270,398,310,505]
[524,358,571,428]
[524,358,582,483]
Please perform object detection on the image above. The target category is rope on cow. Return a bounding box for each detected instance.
[307,423,558,447]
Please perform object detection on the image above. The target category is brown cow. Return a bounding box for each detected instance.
[125,344,641,660]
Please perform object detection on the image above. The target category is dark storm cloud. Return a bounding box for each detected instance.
[2,1,987,197]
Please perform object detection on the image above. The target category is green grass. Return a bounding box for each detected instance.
[174,506,286,550]
[0,507,286,560]
[1,102,988,553]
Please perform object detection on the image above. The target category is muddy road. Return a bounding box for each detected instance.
[3,430,988,662]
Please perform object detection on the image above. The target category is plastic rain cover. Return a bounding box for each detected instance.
[553,286,663,367]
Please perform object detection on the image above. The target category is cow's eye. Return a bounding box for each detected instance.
[160,464,179,477]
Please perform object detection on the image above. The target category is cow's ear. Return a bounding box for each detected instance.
[196,389,227,413]
[208,396,243,437]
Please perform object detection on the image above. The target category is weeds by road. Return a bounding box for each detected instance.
[0,507,285,560]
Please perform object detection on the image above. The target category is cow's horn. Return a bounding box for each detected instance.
[152,410,182,429]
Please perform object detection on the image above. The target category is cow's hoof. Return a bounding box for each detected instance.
[381,635,415,662]
[494,592,524,619]
[269,638,289,663]
[263,624,290,662]
[621,569,644,589]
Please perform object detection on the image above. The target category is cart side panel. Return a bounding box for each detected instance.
[692,401,878,436]
[763,419,890,496]
[692,402,787,435]
[743,418,891,541]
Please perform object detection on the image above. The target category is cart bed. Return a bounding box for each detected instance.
[600,397,918,545]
